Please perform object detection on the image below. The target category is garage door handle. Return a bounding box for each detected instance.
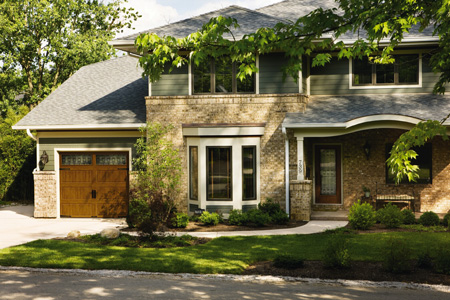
[92,190,96,199]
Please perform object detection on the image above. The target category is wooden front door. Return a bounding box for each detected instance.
[315,145,341,204]
[60,152,129,217]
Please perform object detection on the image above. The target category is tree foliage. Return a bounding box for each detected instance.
[128,122,182,235]
[135,0,450,185]
[0,106,35,201]
[0,0,140,107]
[135,0,450,94]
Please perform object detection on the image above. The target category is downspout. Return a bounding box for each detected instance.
[282,126,290,216]
[26,129,37,141]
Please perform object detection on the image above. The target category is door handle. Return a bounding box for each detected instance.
[92,190,97,199]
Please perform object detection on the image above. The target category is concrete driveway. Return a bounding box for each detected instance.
[0,205,126,249]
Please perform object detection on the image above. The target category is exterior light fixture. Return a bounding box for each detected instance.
[363,141,370,160]
[39,150,49,170]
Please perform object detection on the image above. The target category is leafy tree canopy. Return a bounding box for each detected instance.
[0,0,140,108]
[135,0,450,185]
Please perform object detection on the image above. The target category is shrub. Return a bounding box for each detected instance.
[246,209,271,227]
[348,200,376,230]
[189,214,200,222]
[199,211,220,226]
[259,198,283,215]
[419,211,440,226]
[323,234,351,269]
[171,213,189,228]
[271,210,290,225]
[228,209,249,226]
[402,209,416,225]
[128,122,182,235]
[434,247,450,275]
[417,250,433,269]
[376,203,404,228]
[442,213,450,227]
[383,238,412,273]
[273,254,304,269]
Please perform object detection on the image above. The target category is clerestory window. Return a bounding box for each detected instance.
[193,56,255,94]
[353,54,419,86]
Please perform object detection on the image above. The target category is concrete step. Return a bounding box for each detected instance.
[311,210,349,221]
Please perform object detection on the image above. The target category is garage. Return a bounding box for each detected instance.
[59,152,129,218]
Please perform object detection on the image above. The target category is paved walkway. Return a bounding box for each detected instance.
[0,205,347,249]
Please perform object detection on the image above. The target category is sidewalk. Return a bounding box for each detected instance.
[0,205,348,248]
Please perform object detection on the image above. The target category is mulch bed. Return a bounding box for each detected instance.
[243,260,450,286]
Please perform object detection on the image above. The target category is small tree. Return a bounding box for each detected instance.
[127,122,182,235]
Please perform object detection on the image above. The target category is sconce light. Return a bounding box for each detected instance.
[363,141,370,160]
[39,150,49,170]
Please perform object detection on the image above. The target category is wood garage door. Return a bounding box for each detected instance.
[60,152,129,218]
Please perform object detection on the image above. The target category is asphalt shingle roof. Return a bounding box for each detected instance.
[120,5,285,41]
[14,56,147,129]
[283,94,450,127]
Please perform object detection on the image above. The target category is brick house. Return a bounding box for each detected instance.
[13,0,450,219]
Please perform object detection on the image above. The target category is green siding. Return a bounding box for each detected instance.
[39,137,138,171]
[259,53,299,94]
[152,64,189,96]
[310,56,440,95]
[242,204,257,212]
[189,204,199,212]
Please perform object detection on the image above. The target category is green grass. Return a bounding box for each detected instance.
[0,232,449,274]
[80,233,199,248]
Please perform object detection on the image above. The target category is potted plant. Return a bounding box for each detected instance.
[362,186,371,198]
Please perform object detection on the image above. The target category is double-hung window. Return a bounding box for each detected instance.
[193,56,255,94]
[353,54,419,86]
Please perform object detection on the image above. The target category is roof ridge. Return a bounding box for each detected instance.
[118,5,285,41]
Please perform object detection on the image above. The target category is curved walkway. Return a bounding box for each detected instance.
[0,205,348,249]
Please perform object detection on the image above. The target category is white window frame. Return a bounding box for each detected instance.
[187,137,260,212]
[349,53,422,90]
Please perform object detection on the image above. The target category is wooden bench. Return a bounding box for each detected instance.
[375,194,415,212]
[375,183,416,212]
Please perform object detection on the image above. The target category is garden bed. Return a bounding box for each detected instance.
[165,220,308,232]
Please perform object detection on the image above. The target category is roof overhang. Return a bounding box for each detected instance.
[12,123,146,131]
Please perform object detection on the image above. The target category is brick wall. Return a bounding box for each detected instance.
[304,129,450,213]
[33,171,57,218]
[146,93,308,212]
[290,180,312,221]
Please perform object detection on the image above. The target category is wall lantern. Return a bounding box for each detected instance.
[363,141,371,160]
[39,150,49,170]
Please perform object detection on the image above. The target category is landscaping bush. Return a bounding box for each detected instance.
[128,122,182,235]
[199,211,220,226]
[434,247,450,275]
[171,213,189,228]
[417,250,433,269]
[348,200,376,230]
[402,209,416,225]
[271,210,290,225]
[259,198,283,215]
[419,211,440,226]
[383,238,412,273]
[273,254,304,269]
[323,234,351,269]
[228,209,249,226]
[442,213,450,227]
[246,209,271,227]
[376,203,404,228]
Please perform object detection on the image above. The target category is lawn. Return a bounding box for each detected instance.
[1,232,449,274]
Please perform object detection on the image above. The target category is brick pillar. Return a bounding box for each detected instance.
[290,179,312,221]
[33,171,57,218]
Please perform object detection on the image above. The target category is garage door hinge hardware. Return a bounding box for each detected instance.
[118,168,128,170]
[60,168,70,170]
[92,190,97,199]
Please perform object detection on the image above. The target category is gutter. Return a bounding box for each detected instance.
[12,123,146,131]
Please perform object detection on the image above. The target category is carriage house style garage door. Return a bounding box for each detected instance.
[59,152,129,218]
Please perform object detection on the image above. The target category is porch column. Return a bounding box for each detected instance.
[296,136,305,180]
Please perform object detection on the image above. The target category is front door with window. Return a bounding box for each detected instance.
[315,145,341,204]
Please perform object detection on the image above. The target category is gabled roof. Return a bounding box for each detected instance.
[256,0,337,22]
[13,56,147,130]
[283,94,450,128]
[112,5,285,53]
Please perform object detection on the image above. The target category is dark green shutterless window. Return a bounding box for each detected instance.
[189,146,198,200]
[242,146,256,200]
[207,147,232,201]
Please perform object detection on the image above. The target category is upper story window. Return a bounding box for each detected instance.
[352,54,420,87]
[193,56,255,94]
